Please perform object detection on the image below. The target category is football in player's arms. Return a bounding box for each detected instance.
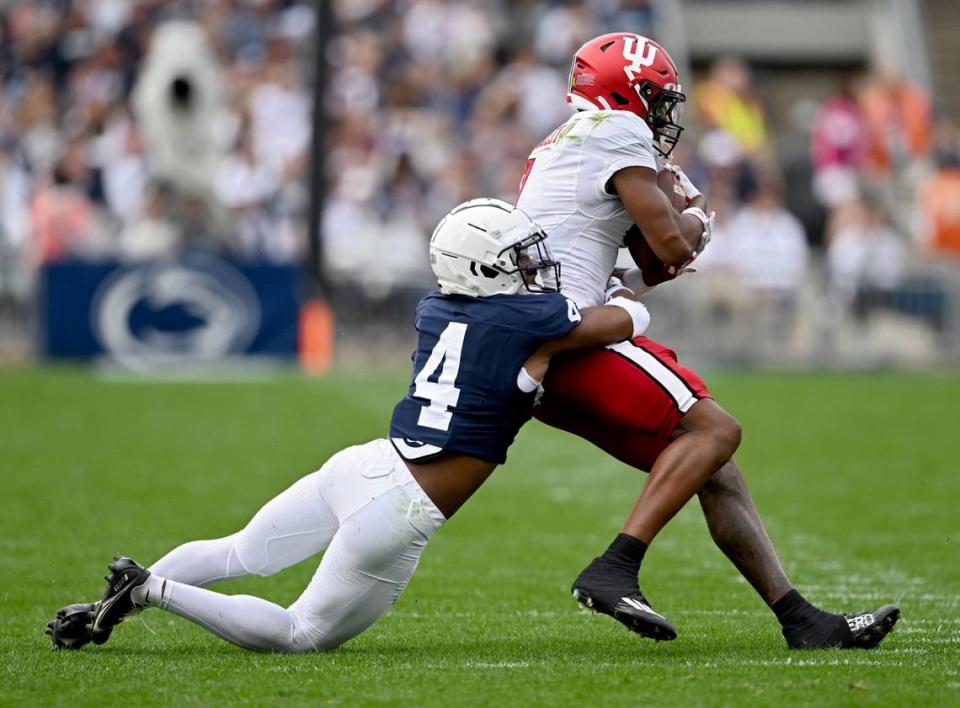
[622,166,693,291]
[45,199,653,653]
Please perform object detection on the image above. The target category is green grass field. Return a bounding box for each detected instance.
[1,368,958,706]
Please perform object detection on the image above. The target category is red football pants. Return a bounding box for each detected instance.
[534,336,712,472]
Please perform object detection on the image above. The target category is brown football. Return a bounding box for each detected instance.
[624,168,686,287]
[657,167,686,212]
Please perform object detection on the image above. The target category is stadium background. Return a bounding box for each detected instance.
[0,0,958,369]
[0,1,958,706]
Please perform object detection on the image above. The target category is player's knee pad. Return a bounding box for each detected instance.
[228,470,334,578]
[231,528,283,578]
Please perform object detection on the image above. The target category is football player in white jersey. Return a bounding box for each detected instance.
[516,33,898,649]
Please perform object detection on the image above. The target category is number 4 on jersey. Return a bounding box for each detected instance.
[413,322,467,431]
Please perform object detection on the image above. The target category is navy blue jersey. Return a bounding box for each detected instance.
[390,291,581,464]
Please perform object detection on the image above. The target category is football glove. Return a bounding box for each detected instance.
[664,164,702,202]
[604,275,635,301]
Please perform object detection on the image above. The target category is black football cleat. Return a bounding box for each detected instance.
[46,602,98,650]
[91,556,150,641]
[784,604,900,649]
[842,605,900,648]
[572,560,677,641]
[90,612,116,646]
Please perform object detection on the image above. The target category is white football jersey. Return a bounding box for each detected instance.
[516,109,658,307]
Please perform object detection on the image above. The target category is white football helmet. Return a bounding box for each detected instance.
[429,199,561,297]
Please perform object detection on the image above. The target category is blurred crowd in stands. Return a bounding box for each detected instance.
[0,0,314,307]
[2,0,960,358]
[324,0,660,293]
[688,57,958,345]
[326,0,960,340]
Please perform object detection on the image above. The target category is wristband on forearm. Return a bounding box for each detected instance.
[606,296,651,337]
[681,206,712,257]
[682,206,709,231]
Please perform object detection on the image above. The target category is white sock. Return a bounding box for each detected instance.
[131,574,170,608]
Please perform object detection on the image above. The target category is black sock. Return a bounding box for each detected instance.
[573,534,648,607]
[599,533,648,574]
[772,589,824,627]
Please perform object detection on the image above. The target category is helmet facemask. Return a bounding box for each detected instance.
[496,229,562,294]
[636,81,686,157]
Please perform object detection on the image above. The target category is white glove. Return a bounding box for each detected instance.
[604,275,635,301]
[665,164,702,201]
[681,206,715,258]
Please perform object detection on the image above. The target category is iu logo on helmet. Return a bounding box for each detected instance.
[622,36,657,83]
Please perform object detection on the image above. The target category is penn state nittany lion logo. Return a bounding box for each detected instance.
[92,254,260,370]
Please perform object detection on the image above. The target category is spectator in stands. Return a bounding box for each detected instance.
[533,1,596,66]
[810,74,868,209]
[858,69,932,177]
[0,155,24,238]
[684,169,808,341]
[826,194,906,303]
[97,109,148,222]
[401,0,495,68]
[246,41,309,177]
[682,178,748,324]
[686,178,734,269]
[724,167,809,296]
[118,181,180,260]
[483,47,569,139]
[606,0,655,37]
[15,73,61,178]
[214,117,282,260]
[919,120,960,257]
[30,156,103,264]
[695,57,770,159]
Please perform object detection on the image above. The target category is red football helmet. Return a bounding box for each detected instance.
[567,33,686,157]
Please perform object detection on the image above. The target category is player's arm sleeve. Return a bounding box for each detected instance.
[533,302,637,354]
[587,113,659,202]
[518,300,637,388]
[527,295,583,341]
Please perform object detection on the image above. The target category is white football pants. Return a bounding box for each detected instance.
[133,439,446,652]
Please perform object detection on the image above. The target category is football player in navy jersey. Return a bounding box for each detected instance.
[45,199,654,653]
